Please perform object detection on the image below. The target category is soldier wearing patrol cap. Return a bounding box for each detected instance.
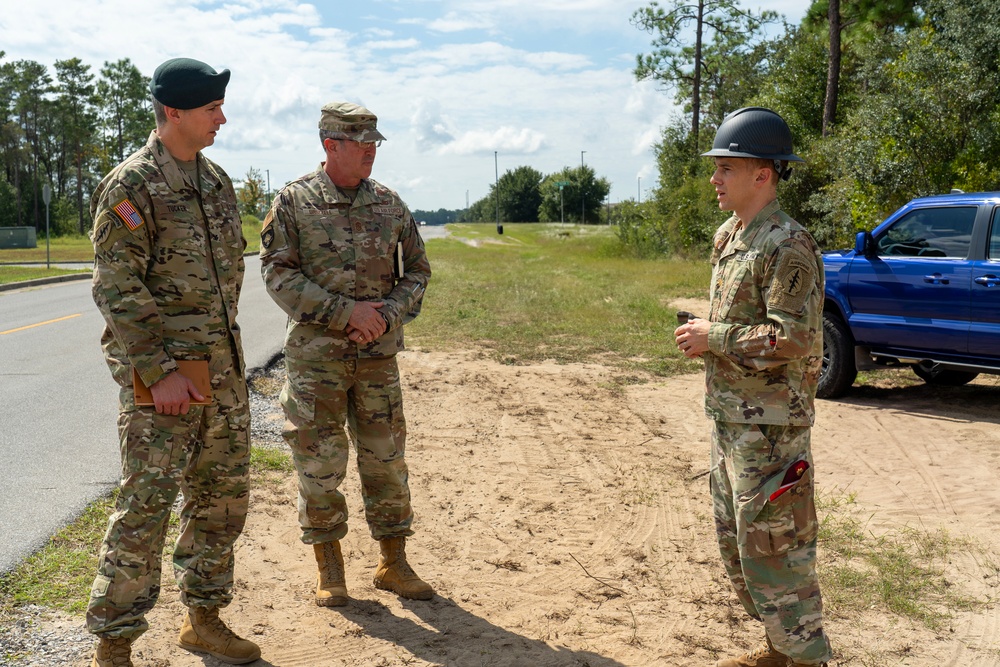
[260,102,433,607]
[87,58,260,667]
[674,107,832,667]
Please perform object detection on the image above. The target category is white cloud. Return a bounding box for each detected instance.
[439,127,547,155]
[366,38,421,50]
[410,99,457,151]
[426,12,495,33]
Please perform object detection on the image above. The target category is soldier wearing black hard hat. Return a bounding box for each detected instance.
[86,58,260,667]
[674,107,832,667]
[701,106,805,180]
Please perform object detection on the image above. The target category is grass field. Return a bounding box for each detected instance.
[0,221,263,286]
[408,223,709,377]
[0,265,90,284]
[0,235,95,264]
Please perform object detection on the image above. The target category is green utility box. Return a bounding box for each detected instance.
[0,227,38,249]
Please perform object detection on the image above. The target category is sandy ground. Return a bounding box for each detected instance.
[47,300,1000,666]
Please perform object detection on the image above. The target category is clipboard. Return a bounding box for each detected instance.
[132,359,213,406]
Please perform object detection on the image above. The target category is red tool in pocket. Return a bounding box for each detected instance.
[769,460,810,502]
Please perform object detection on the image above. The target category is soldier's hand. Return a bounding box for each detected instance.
[149,371,205,415]
[348,301,387,344]
[675,318,710,358]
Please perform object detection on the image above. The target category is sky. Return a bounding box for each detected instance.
[0,0,808,213]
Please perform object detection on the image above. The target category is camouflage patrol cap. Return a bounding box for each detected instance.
[319,102,387,142]
[150,58,230,110]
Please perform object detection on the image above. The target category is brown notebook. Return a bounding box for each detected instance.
[132,360,213,406]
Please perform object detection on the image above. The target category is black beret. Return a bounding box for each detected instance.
[150,58,230,110]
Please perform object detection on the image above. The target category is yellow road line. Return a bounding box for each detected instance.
[0,313,82,335]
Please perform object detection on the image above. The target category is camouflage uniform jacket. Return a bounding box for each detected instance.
[704,199,824,426]
[91,131,246,390]
[259,165,430,361]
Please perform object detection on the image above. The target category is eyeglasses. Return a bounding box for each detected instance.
[338,138,381,149]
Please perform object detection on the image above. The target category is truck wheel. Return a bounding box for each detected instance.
[912,361,979,386]
[817,312,857,399]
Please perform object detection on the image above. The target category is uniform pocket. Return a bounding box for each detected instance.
[740,463,818,558]
[119,409,197,473]
[308,214,353,259]
[280,380,315,425]
[90,573,112,600]
[156,220,207,252]
[716,263,750,321]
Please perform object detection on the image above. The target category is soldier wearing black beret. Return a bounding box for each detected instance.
[150,57,230,110]
[87,58,260,667]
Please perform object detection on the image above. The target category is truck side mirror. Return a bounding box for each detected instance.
[855,231,871,256]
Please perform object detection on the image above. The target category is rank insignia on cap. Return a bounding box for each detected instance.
[112,199,145,231]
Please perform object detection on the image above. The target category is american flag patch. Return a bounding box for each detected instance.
[112,199,145,231]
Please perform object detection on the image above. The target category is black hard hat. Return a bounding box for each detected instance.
[702,107,804,163]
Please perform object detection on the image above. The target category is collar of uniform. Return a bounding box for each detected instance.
[147,130,221,196]
[716,216,747,259]
[352,179,377,207]
[315,164,375,206]
[737,198,781,248]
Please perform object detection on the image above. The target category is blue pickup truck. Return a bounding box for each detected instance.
[818,191,1000,398]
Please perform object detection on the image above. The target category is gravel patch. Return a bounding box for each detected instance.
[0,606,92,667]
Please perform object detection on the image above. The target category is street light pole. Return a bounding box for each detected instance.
[494,151,503,235]
[638,176,641,203]
[580,150,586,224]
[42,184,51,269]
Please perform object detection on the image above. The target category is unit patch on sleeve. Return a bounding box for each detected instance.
[112,199,145,231]
[93,220,113,246]
[260,210,275,249]
[768,251,815,314]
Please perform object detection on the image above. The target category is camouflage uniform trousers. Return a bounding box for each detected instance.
[281,355,413,544]
[711,420,832,665]
[87,346,251,640]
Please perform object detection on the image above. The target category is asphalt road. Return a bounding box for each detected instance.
[0,255,287,574]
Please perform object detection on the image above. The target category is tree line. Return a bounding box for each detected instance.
[460,165,611,224]
[622,0,1000,256]
[0,53,272,238]
[0,54,151,236]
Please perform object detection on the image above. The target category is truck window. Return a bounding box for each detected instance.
[875,206,977,258]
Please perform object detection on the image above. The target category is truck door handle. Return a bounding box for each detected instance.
[923,274,949,285]
[974,274,1000,287]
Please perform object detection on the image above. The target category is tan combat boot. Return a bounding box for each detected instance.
[372,536,434,600]
[716,635,789,667]
[91,636,132,667]
[314,541,349,607]
[177,606,261,664]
